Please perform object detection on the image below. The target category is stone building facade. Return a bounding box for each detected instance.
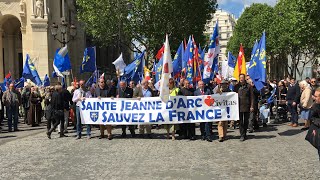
[204,9,236,62]
[0,0,125,84]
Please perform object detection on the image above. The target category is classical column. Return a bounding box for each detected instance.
[7,35,15,79]
[61,0,65,18]
[0,29,3,80]
[31,0,36,19]
[44,0,48,19]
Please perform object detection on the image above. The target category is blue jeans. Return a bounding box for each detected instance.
[200,122,212,139]
[76,106,91,137]
[287,103,298,124]
[6,105,18,131]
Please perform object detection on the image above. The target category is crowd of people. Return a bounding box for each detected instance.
[0,74,319,155]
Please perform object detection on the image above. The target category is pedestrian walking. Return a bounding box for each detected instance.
[2,83,21,132]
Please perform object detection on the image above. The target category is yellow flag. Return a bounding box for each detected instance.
[233,44,246,81]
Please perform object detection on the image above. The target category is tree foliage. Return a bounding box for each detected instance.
[76,0,217,62]
[227,3,274,62]
[227,0,320,79]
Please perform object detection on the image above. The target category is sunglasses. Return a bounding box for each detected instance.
[311,81,316,83]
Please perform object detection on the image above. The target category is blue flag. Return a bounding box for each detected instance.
[52,71,58,78]
[185,37,194,83]
[123,51,145,83]
[203,21,220,84]
[0,82,6,91]
[15,77,25,88]
[53,46,71,77]
[182,36,192,70]
[22,54,42,86]
[80,47,96,74]
[154,57,163,82]
[172,42,184,78]
[227,51,236,68]
[43,74,50,87]
[61,76,66,89]
[248,32,267,91]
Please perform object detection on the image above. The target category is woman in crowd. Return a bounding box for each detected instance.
[299,80,313,130]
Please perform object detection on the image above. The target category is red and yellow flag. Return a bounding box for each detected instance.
[233,44,246,81]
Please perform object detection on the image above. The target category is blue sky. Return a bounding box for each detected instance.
[217,0,277,18]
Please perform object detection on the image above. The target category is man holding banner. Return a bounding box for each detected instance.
[95,78,112,140]
[178,80,196,140]
[138,79,153,138]
[194,80,212,142]
[117,81,135,138]
[72,80,91,139]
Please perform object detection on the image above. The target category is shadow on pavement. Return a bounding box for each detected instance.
[278,129,303,136]
[0,135,16,139]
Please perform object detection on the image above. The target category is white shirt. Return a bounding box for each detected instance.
[72,88,85,106]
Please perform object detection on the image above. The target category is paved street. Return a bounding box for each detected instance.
[0,118,319,180]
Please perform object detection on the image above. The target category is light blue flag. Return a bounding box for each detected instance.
[53,46,71,77]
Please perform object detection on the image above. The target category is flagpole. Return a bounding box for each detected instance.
[94,46,98,81]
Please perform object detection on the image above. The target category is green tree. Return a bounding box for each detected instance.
[76,0,217,65]
[270,0,320,78]
[227,3,275,62]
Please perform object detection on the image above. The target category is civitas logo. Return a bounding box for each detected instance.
[204,96,215,107]
[90,112,99,122]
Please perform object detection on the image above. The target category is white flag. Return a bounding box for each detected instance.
[159,35,173,103]
[112,53,126,76]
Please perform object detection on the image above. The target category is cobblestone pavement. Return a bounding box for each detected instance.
[0,118,319,180]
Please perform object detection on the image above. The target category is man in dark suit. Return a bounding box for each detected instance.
[60,87,72,133]
[234,74,254,141]
[117,81,135,138]
[194,80,212,142]
[47,85,66,139]
[178,80,196,140]
[286,78,300,127]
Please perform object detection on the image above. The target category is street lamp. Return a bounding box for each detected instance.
[50,20,77,47]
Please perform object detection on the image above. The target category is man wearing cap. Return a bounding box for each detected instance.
[216,79,231,142]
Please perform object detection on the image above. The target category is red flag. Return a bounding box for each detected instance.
[155,45,164,60]
[5,71,11,79]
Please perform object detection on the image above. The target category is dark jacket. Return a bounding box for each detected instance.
[286,83,300,104]
[51,91,64,111]
[95,86,109,98]
[310,103,320,127]
[178,87,194,96]
[234,83,254,112]
[118,87,133,98]
[108,85,117,97]
[62,88,72,110]
[194,87,211,96]
[22,88,31,109]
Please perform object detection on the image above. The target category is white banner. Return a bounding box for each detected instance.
[80,92,239,125]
